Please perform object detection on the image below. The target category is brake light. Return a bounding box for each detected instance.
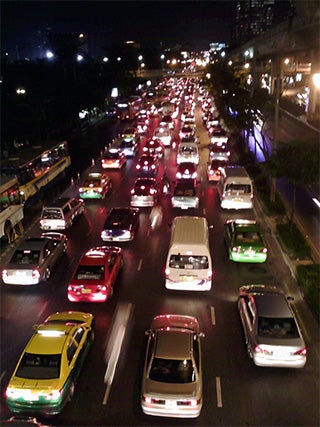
[97,187,103,193]
[45,389,62,401]
[232,246,241,253]
[136,164,141,169]
[79,187,83,192]
[2,269,8,279]
[294,347,307,356]
[32,269,41,280]
[259,248,268,253]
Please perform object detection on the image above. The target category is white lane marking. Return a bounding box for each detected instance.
[103,303,132,405]
[216,376,223,407]
[210,306,216,325]
[137,258,143,271]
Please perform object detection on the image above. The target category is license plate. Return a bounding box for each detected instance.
[166,399,176,408]
[81,288,92,294]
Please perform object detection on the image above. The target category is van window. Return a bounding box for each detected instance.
[169,255,209,270]
[225,183,251,194]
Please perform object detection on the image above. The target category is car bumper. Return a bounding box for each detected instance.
[141,401,201,418]
[171,198,199,209]
[220,200,253,210]
[230,252,267,263]
[6,397,66,416]
[253,354,307,368]
[68,291,108,303]
[165,278,212,291]
[131,197,155,207]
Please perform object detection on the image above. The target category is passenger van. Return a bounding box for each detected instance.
[40,197,84,230]
[165,216,212,291]
[218,166,253,210]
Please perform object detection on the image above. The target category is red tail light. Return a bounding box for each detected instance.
[294,347,307,356]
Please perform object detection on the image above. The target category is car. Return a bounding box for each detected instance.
[78,172,112,199]
[160,114,174,129]
[130,178,158,207]
[0,416,53,426]
[142,138,164,158]
[67,246,123,302]
[177,142,199,165]
[207,159,227,182]
[101,148,126,169]
[101,207,140,242]
[118,138,139,157]
[179,126,195,140]
[136,154,159,177]
[121,126,138,142]
[40,198,85,231]
[153,127,171,147]
[175,162,198,180]
[141,314,204,418]
[224,219,268,263]
[209,127,228,145]
[238,285,307,368]
[105,107,117,119]
[2,233,67,285]
[5,311,94,415]
[171,179,199,210]
[180,135,199,145]
[208,143,231,162]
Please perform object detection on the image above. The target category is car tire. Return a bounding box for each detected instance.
[68,381,75,401]
[44,267,51,281]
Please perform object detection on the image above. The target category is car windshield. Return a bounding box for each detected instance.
[16,353,61,379]
[11,250,40,264]
[169,255,208,269]
[149,358,195,383]
[258,317,300,339]
[42,208,63,219]
[74,265,105,280]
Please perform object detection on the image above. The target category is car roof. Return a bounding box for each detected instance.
[43,198,73,208]
[18,238,49,251]
[253,292,293,318]
[26,324,72,354]
[155,329,192,359]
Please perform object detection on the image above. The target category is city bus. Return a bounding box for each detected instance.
[0,176,24,242]
[1,141,71,207]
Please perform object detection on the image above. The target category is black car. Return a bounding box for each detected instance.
[101,207,140,242]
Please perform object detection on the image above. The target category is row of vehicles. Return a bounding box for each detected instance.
[1,76,308,423]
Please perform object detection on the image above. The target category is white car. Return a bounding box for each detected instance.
[238,285,307,368]
[141,314,204,418]
[177,142,199,165]
[154,127,171,147]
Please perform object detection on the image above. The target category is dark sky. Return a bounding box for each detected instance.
[2,1,236,56]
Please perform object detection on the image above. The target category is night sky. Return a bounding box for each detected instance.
[2,0,236,57]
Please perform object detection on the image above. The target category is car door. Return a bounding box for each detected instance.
[239,295,255,349]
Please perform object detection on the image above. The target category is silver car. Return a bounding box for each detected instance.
[238,285,307,368]
[2,233,67,285]
[141,314,204,418]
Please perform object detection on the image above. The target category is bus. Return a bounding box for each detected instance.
[1,141,71,207]
[0,176,24,242]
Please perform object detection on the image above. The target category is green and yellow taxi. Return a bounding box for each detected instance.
[5,311,94,415]
[79,172,112,199]
[224,219,268,263]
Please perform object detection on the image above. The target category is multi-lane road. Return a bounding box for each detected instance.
[1,90,319,426]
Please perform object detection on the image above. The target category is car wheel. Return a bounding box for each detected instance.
[68,381,75,402]
[44,267,51,281]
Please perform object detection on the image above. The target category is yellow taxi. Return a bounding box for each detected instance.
[5,311,94,415]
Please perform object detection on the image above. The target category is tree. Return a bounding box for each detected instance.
[266,139,319,228]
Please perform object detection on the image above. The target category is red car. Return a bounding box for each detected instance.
[142,138,164,158]
[67,246,123,302]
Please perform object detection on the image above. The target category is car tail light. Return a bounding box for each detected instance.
[151,164,156,169]
[97,187,103,193]
[136,164,141,169]
[2,269,8,279]
[232,246,241,253]
[254,345,272,355]
[259,248,268,253]
[45,389,62,401]
[294,347,307,356]
[130,189,135,194]
[32,269,41,280]
[191,172,197,179]
[79,187,84,192]
[176,172,182,179]
[165,267,170,276]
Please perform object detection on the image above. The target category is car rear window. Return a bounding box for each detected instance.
[258,317,300,339]
[74,266,105,280]
[169,255,208,269]
[149,358,194,383]
[42,208,63,219]
[12,250,40,264]
[16,353,61,379]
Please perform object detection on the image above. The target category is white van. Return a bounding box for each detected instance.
[165,216,212,291]
[218,166,253,209]
[40,197,85,230]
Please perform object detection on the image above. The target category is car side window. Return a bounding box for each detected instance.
[193,334,200,370]
[73,327,85,345]
[67,340,77,364]
[108,253,117,272]
[146,334,155,368]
